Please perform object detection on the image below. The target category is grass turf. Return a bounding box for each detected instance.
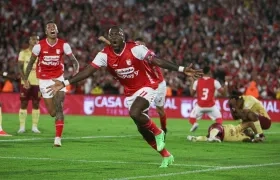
[0,114,279,180]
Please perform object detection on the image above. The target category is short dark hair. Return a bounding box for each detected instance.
[203,66,211,74]
[135,37,144,41]
[45,20,56,26]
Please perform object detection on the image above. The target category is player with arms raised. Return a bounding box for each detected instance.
[99,36,168,136]
[188,66,227,132]
[23,21,79,147]
[48,26,202,167]
[17,34,41,133]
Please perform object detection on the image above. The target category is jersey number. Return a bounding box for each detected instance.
[201,88,209,100]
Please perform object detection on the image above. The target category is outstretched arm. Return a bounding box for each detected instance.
[98,35,203,78]
[151,57,203,78]
[47,65,96,95]
[67,65,95,85]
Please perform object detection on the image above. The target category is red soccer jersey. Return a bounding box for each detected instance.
[144,62,164,84]
[91,42,158,96]
[32,38,72,79]
[192,77,222,107]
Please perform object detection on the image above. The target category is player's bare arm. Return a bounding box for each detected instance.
[68,54,80,75]
[150,57,203,78]
[188,77,196,96]
[17,61,25,80]
[98,35,203,78]
[47,65,96,95]
[23,55,37,88]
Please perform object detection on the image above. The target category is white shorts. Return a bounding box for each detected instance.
[126,87,157,111]
[189,104,222,120]
[39,75,66,98]
[154,80,166,107]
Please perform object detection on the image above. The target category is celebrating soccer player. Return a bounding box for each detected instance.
[99,36,168,137]
[47,26,202,167]
[17,34,41,133]
[23,21,80,147]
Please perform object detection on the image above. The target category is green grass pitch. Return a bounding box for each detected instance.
[0,114,280,180]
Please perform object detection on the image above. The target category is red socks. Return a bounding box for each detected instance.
[143,120,162,135]
[216,118,223,124]
[55,120,64,137]
[148,141,170,157]
[189,118,196,125]
[160,114,167,130]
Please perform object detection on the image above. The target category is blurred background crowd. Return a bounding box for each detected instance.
[0,0,280,99]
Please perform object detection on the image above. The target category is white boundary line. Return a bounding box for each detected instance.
[0,135,138,142]
[1,131,279,142]
[108,162,280,180]
[0,156,217,168]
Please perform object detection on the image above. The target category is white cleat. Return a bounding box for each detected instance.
[207,137,221,143]
[17,128,26,134]
[32,127,41,133]
[187,135,197,142]
[54,137,62,147]
[190,123,199,132]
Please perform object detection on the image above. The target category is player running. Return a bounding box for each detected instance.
[23,21,80,147]
[47,26,203,167]
[98,36,168,136]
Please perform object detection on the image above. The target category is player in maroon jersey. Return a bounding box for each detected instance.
[23,21,80,147]
[188,66,227,132]
[47,26,202,167]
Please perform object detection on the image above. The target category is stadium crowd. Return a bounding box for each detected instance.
[0,0,280,99]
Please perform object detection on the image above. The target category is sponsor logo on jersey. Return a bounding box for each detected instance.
[42,55,60,66]
[115,67,139,79]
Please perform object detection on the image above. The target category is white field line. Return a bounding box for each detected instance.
[108,162,280,180]
[1,131,279,142]
[0,135,138,142]
[0,156,217,168]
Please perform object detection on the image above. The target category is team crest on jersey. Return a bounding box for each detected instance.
[56,49,60,54]
[126,59,132,66]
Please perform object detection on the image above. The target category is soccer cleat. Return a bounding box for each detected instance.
[0,130,12,136]
[207,137,221,143]
[17,128,26,134]
[155,130,165,151]
[187,135,197,142]
[159,155,174,168]
[190,122,199,132]
[54,137,62,147]
[32,127,41,133]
